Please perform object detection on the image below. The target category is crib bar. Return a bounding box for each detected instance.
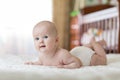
[83,7,118,24]
[113,18,116,53]
[79,5,120,53]
[118,0,120,53]
[81,14,119,53]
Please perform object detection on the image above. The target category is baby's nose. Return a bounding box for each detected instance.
[39,38,43,43]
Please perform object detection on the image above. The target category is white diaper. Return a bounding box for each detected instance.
[70,46,95,66]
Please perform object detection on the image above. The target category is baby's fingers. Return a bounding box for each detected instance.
[25,62,34,65]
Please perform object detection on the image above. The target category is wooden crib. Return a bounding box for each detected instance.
[70,5,120,53]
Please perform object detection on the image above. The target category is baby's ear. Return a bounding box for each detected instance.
[56,36,59,42]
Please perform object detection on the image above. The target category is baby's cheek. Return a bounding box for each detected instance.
[47,45,52,50]
[46,39,56,48]
[47,41,53,46]
[35,45,39,50]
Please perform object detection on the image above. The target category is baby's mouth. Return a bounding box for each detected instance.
[40,45,46,48]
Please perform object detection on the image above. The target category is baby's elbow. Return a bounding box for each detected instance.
[74,61,82,68]
[70,57,82,68]
[77,62,82,68]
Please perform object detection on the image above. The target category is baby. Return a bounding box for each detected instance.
[26,21,107,68]
[26,21,82,69]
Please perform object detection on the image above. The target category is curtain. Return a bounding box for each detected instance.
[0,0,52,55]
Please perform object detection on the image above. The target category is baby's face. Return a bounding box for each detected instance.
[33,25,58,53]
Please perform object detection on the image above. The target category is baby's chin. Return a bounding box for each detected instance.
[38,48,48,53]
[39,48,45,51]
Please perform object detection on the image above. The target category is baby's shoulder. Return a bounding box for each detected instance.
[57,48,71,57]
[58,48,69,53]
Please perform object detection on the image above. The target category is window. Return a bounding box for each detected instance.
[0,0,52,55]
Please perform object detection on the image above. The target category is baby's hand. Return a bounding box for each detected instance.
[25,61,35,65]
[25,61,42,65]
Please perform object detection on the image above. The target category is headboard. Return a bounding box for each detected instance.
[80,6,119,53]
[70,5,120,54]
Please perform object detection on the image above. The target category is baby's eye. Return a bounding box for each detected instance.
[35,37,39,40]
[43,36,48,39]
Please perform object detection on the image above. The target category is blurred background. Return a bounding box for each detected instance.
[0,0,118,55]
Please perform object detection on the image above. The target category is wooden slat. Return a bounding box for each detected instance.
[81,6,119,53]
[83,7,118,23]
[118,0,120,53]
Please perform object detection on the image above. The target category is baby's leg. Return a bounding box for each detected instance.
[83,38,107,49]
[96,39,107,48]
[89,38,107,65]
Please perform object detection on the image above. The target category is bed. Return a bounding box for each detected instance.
[0,53,120,80]
[70,5,120,53]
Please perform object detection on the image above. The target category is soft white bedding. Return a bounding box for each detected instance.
[0,53,120,80]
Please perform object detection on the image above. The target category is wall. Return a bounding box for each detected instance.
[53,0,74,50]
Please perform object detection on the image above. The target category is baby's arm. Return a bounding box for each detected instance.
[25,61,42,65]
[58,50,82,69]
[25,58,42,65]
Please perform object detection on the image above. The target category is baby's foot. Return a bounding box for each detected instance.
[83,37,96,49]
[90,38,107,48]
[98,39,107,47]
[90,37,96,45]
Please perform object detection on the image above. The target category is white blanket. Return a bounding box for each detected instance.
[0,53,120,80]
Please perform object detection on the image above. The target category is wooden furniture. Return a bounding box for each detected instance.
[70,4,120,53]
[70,16,81,49]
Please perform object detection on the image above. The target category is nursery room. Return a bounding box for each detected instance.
[0,0,120,80]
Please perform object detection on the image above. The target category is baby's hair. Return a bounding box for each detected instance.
[33,20,58,36]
